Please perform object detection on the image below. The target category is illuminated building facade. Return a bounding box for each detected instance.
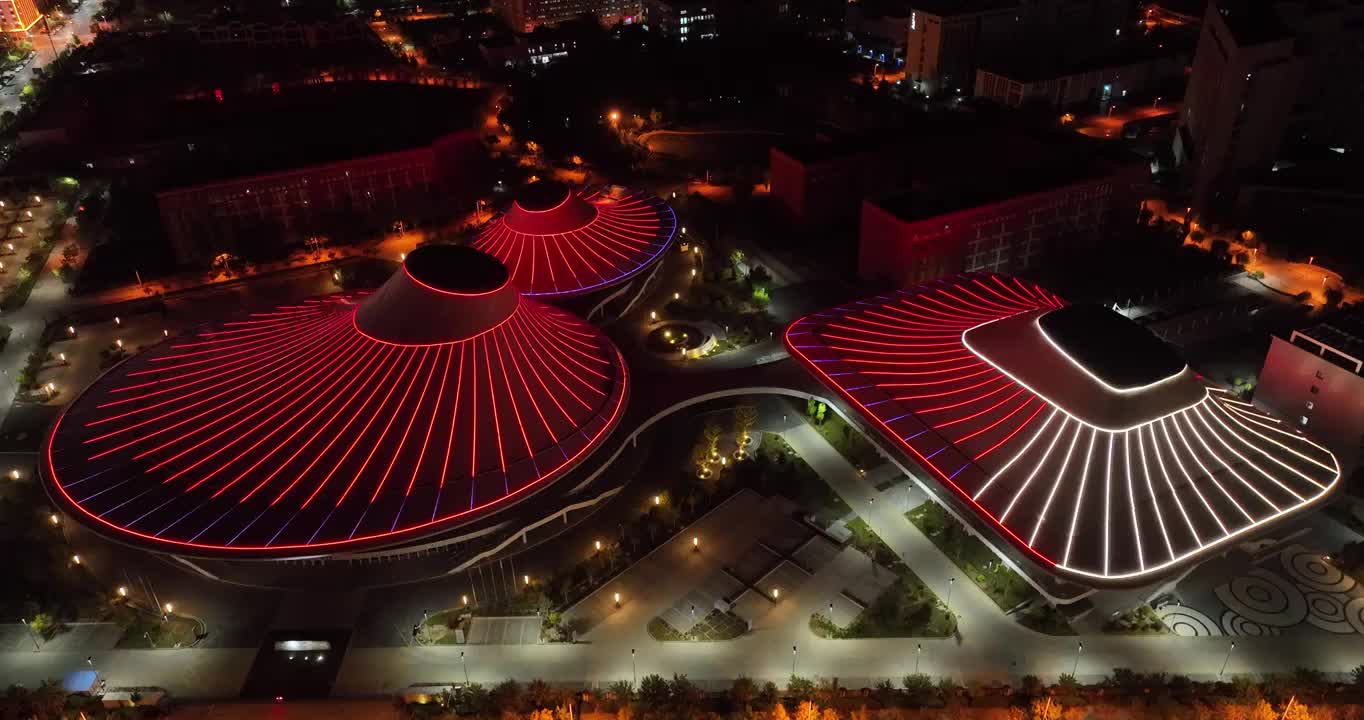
[43,246,629,559]
[1257,309,1364,471]
[0,0,41,33]
[493,0,640,33]
[787,275,1340,586]
[642,0,717,43]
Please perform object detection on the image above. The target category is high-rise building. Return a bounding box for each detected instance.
[906,0,1020,96]
[1178,0,1364,208]
[493,0,641,33]
[642,0,717,42]
[0,0,42,34]
[1257,307,1364,470]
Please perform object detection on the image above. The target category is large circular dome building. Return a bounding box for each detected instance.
[471,181,676,298]
[43,246,628,558]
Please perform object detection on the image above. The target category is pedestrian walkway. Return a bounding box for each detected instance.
[778,422,1023,640]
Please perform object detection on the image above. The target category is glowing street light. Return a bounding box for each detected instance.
[58,353,66,364]
[67,326,76,336]
[613,592,622,608]
[164,603,174,615]
[523,574,530,586]
[8,469,18,479]
[114,316,121,325]
[692,536,699,551]
[681,226,687,235]
[461,595,469,606]
[48,514,59,525]
[594,540,602,552]
[115,339,124,349]
[653,495,661,505]
[673,292,680,300]
[117,586,128,598]
[771,587,780,599]
[649,311,657,321]
[71,554,81,565]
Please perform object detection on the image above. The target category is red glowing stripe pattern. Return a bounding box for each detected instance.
[44,294,628,554]
[784,274,1339,582]
[472,186,676,297]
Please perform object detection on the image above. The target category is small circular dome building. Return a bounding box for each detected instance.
[471,181,677,298]
[43,246,628,558]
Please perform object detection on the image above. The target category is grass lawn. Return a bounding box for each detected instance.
[1015,603,1075,635]
[115,612,201,649]
[418,609,473,645]
[758,433,851,527]
[814,518,955,638]
[795,401,883,471]
[907,500,1039,611]
[647,609,747,641]
[1104,604,1169,635]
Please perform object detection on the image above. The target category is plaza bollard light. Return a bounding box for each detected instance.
[692,536,699,552]
[613,592,621,609]
[49,514,58,525]
[117,586,127,598]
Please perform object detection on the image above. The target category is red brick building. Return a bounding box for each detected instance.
[858,172,1128,286]
[156,130,485,265]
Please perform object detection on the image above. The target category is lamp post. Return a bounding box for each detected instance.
[461,650,470,684]
[1072,642,1084,676]
[915,643,922,674]
[792,644,798,676]
[631,648,637,685]
[945,577,955,616]
[19,618,40,651]
[1219,641,1236,680]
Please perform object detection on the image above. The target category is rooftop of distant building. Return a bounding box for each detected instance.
[1288,306,1364,376]
[907,0,1018,18]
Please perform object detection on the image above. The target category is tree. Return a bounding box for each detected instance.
[1282,702,1315,720]
[491,679,524,714]
[606,680,636,710]
[807,397,817,417]
[1352,664,1364,686]
[787,676,814,701]
[1248,700,1277,720]
[703,421,722,459]
[902,674,933,693]
[815,402,827,425]
[731,677,757,711]
[733,405,758,442]
[669,674,702,715]
[1028,699,1061,720]
[770,705,791,720]
[638,674,670,711]
[793,701,821,720]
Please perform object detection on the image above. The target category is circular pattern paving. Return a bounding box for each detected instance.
[1221,610,1280,637]
[1156,605,1222,637]
[1304,592,1355,634]
[1214,569,1307,627]
[1346,597,1364,635]
[1282,546,1357,594]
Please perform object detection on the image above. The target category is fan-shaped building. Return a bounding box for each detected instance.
[471,181,677,299]
[786,274,1341,586]
[43,246,628,559]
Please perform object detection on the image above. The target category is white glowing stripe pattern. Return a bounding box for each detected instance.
[784,273,1340,583]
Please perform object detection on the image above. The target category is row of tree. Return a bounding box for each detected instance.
[408,668,1364,720]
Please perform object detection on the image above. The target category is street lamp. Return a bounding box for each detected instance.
[19,618,40,651]
[915,643,922,673]
[631,648,637,685]
[653,495,661,505]
[71,554,81,565]
[462,595,469,606]
[613,592,622,609]
[792,644,798,676]
[692,536,699,552]
[595,540,602,553]
[523,574,530,586]
[945,577,955,616]
[116,586,127,598]
[48,514,59,525]
[1072,641,1083,676]
[461,650,470,684]
[1219,641,1236,679]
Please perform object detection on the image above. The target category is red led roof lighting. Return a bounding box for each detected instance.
[43,250,628,556]
[473,184,677,297]
[786,274,1340,585]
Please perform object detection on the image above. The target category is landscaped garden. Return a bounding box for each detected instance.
[1104,604,1170,635]
[647,609,748,641]
[906,500,1039,612]
[794,397,883,471]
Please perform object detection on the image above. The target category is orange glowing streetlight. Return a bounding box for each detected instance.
[608,110,621,123]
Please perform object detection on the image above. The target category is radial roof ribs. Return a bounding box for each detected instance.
[785,273,1340,586]
[472,181,677,297]
[43,248,628,557]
